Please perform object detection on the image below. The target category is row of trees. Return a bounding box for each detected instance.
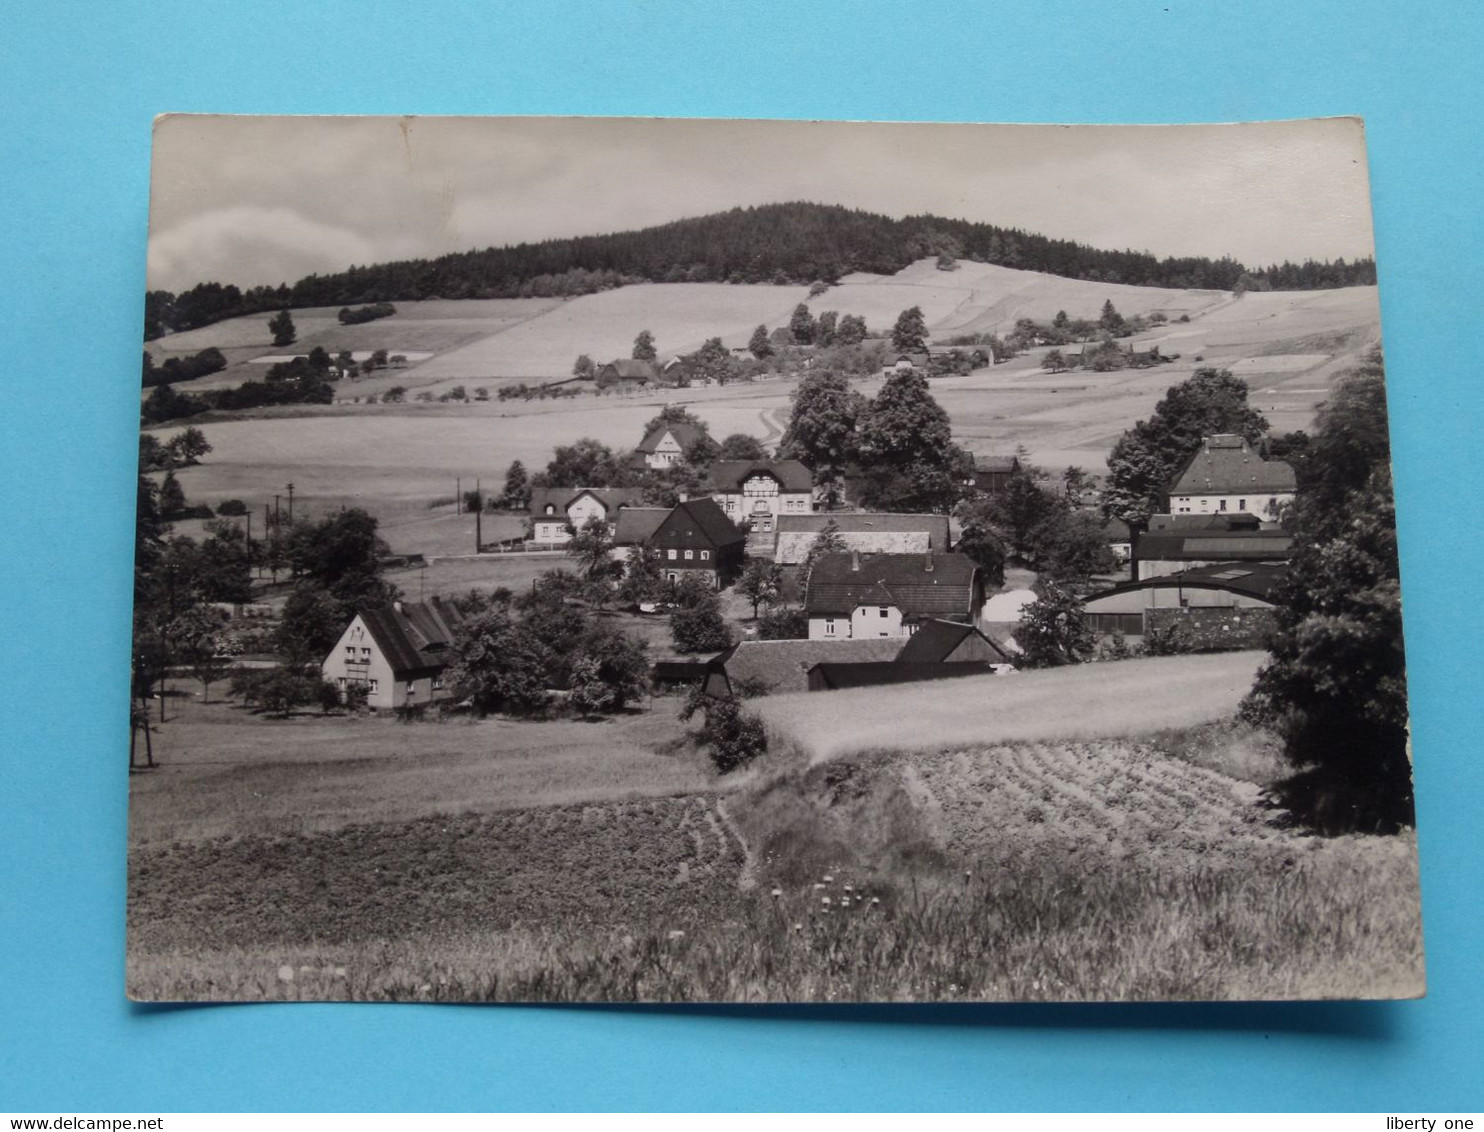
[140,347,371,424]
[142,347,227,388]
[144,203,1377,337]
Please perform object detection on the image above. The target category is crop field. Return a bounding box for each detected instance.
[752,652,1266,765]
[127,716,1423,1002]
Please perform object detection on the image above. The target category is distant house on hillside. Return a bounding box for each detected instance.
[882,350,932,377]
[596,359,658,387]
[1167,434,1296,518]
[1081,562,1286,649]
[527,487,644,545]
[632,420,709,469]
[321,598,464,711]
[773,512,951,566]
[644,497,746,587]
[1134,513,1293,580]
[706,459,814,536]
[966,454,1022,494]
[805,551,982,640]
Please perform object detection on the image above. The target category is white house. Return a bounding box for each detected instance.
[805,551,983,640]
[1167,434,1297,518]
[632,420,709,469]
[527,487,645,545]
[706,460,814,536]
[321,598,464,711]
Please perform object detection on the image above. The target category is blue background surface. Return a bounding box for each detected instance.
[2,0,1481,1112]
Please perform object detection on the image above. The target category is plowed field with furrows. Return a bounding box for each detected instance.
[128,795,747,952]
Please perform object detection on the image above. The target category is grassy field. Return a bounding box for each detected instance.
[751,652,1266,765]
[127,709,1424,1002]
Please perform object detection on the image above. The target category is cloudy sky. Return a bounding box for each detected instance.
[147,116,1376,292]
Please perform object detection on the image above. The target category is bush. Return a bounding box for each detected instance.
[681,689,767,774]
[757,607,808,640]
[317,680,344,714]
[216,499,249,516]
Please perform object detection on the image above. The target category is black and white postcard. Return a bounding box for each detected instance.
[128,116,1422,1002]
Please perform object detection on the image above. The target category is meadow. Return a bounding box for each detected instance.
[751,652,1266,765]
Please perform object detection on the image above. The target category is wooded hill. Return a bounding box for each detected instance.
[146,202,1377,338]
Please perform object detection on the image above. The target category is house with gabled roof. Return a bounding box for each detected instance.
[805,551,982,640]
[965,454,1022,495]
[893,618,1014,666]
[632,419,709,469]
[527,486,645,545]
[1135,512,1293,580]
[596,358,658,387]
[644,497,746,587]
[706,459,814,536]
[321,598,465,710]
[1167,434,1296,519]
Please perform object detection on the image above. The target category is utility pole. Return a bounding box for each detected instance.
[456,476,462,513]
[245,510,253,580]
[475,477,482,552]
[286,482,295,523]
[274,494,281,523]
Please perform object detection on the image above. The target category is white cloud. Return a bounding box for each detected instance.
[147,205,379,291]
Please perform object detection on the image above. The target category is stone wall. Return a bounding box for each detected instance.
[1144,606,1277,651]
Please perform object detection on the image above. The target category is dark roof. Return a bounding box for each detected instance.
[706,459,813,493]
[602,359,658,381]
[975,455,1021,474]
[1084,561,1288,605]
[1148,513,1263,532]
[719,638,904,695]
[652,497,746,549]
[1169,435,1296,497]
[808,661,993,691]
[612,506,671,546]
[354,599,464,677]
[1136,528,1294,562]
[806,551,979,617]
[527,486,644,518]
[894,618,1014,664]
[636,420,709,454]
[1101,517,1132,541]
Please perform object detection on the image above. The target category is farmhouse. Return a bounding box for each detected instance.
[1167,434,1296,518]
[1134,513,1293,580]
[882,349,932,377]
[527,487,645,545]
[610,505,671,561]
[806,551,983,640]
[966,454,1022,495]
[702,637,905,697]
[596,358,658,387]
[706,459,814,535]
[321,598,465,711]
[773,511,951,566]
[642,497,746,587]
[894,617,1015,667]
[1081,562,1285,649]
[632,420,709,469]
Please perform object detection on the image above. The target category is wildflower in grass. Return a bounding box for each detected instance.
[813,882,825,891]
[844,884,853,892]
[667,929,685,940]
[871,896,881,905]
[821,896,831,906]
[770,888,782,898]
[823,875,834,883]
[277,965,295,983]
[793,923,803,932]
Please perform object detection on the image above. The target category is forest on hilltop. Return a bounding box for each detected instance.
[145,202,1377,339]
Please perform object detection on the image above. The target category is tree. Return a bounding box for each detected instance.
[835,314,868,346]
[566,515,614,579]
[167,426,212,466]
[382,385,407,403]
[536,438,628,488]
[890,306,928,353]
[1100,368,1269,531]
[502,460,530,509]
[952,498,1008,588]
[275,585,351,665]
[1014,584,1095,669]
[1033,509,1117,585]
[289,508,396,608]
[159,470,186,518]
[462,488,483,513]
[216,498,248,517]
[717,433,768,461]
[679,689,767,773]
[815,310,838,347]
[789,303,815,345]
[757,606,808,640]
[748,325,774,359]
[306,345,332,370]
[1099,299,1126,336]
[196,519,253,602]
[617,546,667,606]
[168,605,230,703]
[854,368,970,512]
[632,329,657,361]
[448,609,552,715]
[256,664,320,717]
[269,309,296,347]
[1042,349,1068,373]
[1053,309,1070,331]
[572,354,596,380]
[737,559,783,618]
[1241,351,1411,833]
[567,625,649,715]
[670,584,733,653]
[780,370,865,474]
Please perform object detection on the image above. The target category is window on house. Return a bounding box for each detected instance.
[1238,499,1247,511]
[360,647,371,659]
[432,675,443,690]
[879,607,889,617]
[684,549,694,560]
[337,677,346,689]
[368,679,379,694]
[345,646,354,657]
[667,549,677,560]
[825,619,835,636]
[406,681,416,695]
[545,504,555,515]
[700,550,710,560]
[1219,499,1228,512]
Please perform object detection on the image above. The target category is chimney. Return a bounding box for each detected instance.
[850,550,860,572]
[393,600,404,614]
[924,552,934,573]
